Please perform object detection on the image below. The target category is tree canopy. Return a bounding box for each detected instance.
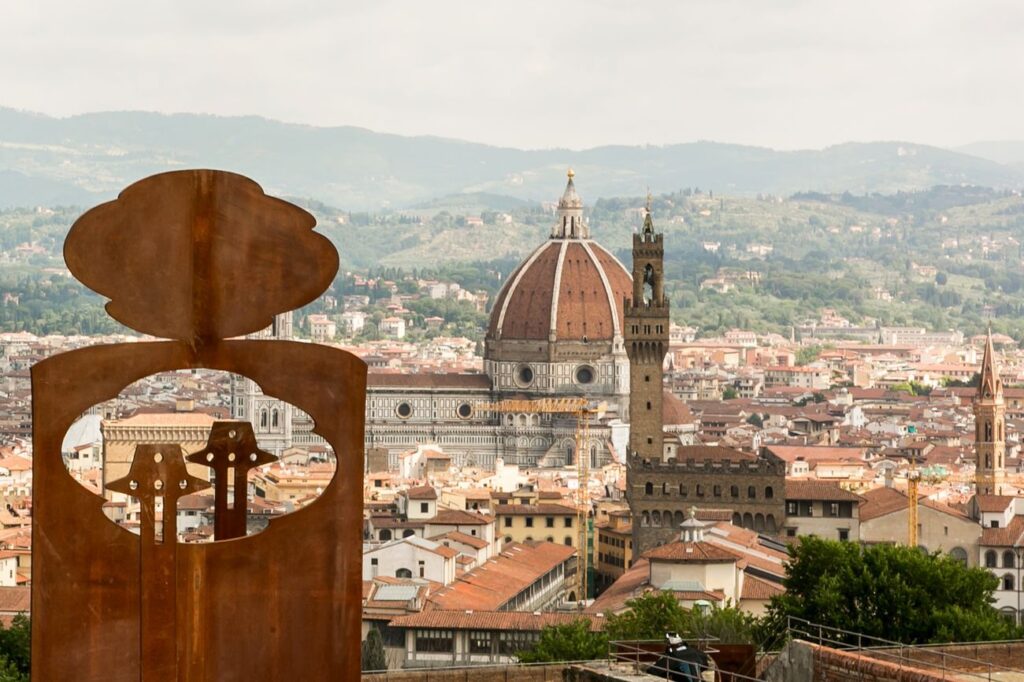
[768,537,1022,644]
[360,625,388,672]
[516,619,608,663]
[602,592,763,646]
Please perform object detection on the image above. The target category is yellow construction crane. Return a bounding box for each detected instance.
[907,461,920,548]
[474,397,604,608]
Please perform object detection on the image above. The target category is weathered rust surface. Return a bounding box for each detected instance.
[31,170,364,681]
[187,422,276,541]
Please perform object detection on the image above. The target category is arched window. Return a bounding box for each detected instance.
[754,514,765,532]
[662,482,669,495]
[674,511,684,527]
[641,511,650,527]
[730,485,739,498]
[652,511,662,527]
[260,409,268,429]
[271,409,279,428]
[643,264,654,304]
[766,514,777,533]
[747,486,756,500]
[1004,574,1015,591]
[732,512,742,527]
[396,568,412,579]
[1004,550,1015,569]
[678,483,685,495]
[379,529,392,541]
[402,529,415,538]
[949,547,968,565]
[645,482,654,496]
[985,550,998,568]
[765,486,774,500]
[564,537,573,546]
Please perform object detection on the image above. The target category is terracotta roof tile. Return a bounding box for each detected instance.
[389,610,603,632]
[428,542,575,611]
[974,494,1017,513]
[785,480,863,502]
[644,541,738,563]
[981,515,1024,547]
[741,574,785,600]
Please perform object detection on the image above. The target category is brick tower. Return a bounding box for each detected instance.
[974,329,1006,495]
[625,200,670,553]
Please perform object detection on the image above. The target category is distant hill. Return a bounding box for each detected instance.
[0,170,98,209]
[955,141,1024,170]
[1,107,1022,210]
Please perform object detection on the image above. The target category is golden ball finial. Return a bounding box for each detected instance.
[567,167,575,179]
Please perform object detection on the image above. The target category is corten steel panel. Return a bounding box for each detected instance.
[31,170,364,681]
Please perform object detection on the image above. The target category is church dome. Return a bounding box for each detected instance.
[486,171,632,345]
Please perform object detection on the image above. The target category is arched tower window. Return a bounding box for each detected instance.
[260,409,268,429]
[271,409,279,429]
[643,263,654,304]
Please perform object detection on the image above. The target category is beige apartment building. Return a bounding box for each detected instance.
[493,503,577,548]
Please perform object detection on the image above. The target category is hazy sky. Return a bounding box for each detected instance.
[3,0,1022,150]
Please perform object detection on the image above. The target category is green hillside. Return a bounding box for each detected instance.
[1,107,1021,210]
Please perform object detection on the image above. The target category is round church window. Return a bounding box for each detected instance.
[396,402,413,419]
[575,365,595,384]
[517,365,535,386]
[457,403,473,419]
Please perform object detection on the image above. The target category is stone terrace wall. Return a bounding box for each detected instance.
[766,640,949,682]
[862,641,1024,675]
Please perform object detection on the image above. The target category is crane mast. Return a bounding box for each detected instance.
[475,398,604,609]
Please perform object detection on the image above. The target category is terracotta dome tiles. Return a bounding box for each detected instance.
[488,238,632,344]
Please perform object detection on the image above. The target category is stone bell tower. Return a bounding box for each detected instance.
[974,329,1006,495]
[625,198,670,552]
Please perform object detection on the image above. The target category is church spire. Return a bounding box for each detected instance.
[553,168,588,239]
[979,326,1002,400]
[974,326,1006,495]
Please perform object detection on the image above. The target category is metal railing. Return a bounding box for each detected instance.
[786,616,1024,681]
[361,658,605,679]
[608,638,762,682]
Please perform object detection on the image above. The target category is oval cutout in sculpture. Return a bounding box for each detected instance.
[60,369,335,542]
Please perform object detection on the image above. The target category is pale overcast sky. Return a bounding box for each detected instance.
[3,0,1022,150]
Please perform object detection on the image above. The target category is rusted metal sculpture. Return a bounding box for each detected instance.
[31,170,365,681]
[187,421,276,541]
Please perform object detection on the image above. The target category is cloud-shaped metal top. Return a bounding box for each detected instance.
[65,170,338,342]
